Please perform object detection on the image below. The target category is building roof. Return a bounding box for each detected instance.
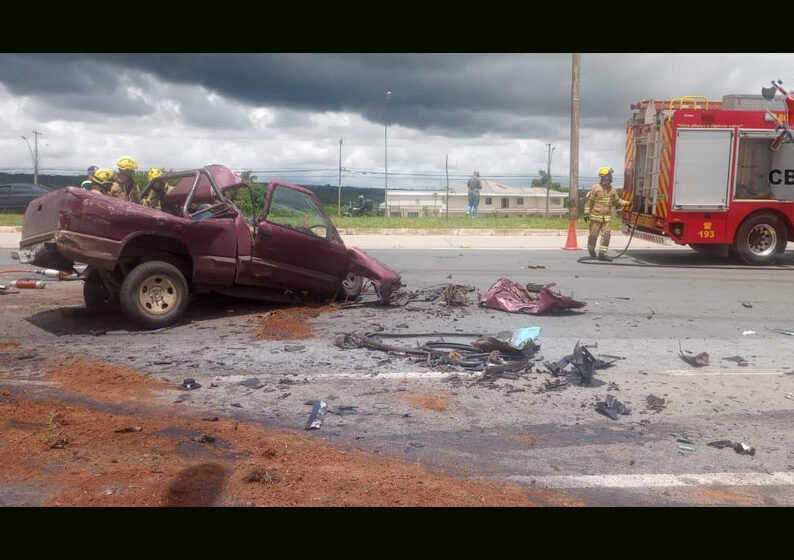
[387,181,567,198]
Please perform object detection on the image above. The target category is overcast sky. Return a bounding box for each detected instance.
[0,53,791,189]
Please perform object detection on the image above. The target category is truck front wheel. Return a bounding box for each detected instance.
[119,261,189,329]
[734,213,786,265]
[337,273,363,300]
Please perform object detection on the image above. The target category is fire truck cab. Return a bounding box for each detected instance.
[622,94,794,265]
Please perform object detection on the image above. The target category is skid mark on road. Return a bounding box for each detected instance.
[511,471,794,489]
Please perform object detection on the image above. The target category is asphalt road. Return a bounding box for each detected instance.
[3,246,794,506]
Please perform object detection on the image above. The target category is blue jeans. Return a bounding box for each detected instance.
[467,196,480,216]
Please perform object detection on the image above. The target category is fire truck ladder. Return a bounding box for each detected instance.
[643,119,663,215]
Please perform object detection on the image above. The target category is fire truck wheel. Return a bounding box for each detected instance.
[119,260,189,329]
[735,213,785,265]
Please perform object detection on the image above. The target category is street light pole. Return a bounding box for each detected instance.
[338,138,343,217]
[385,90,392,218]
[564,53,581,250]
[32,130,42,185]
[544,143,555,217]
[445,153,449,221]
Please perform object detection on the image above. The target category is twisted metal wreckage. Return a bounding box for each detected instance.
[335,278,619,384]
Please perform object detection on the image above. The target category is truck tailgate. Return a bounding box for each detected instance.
[20,188,70,248]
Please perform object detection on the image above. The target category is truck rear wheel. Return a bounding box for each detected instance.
[734,213,785,265]
[119,261,189,329]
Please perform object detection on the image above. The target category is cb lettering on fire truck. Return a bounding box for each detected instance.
[622,89,794,265]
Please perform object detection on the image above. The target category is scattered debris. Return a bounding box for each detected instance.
[179,378,201,390]
[305,400,328,430]
[708,440,756,456]
[202,416,220,422]
[479,278,586,315]
[390,284,476,307]
[766,327,794,336]
[245,468,280,484]
[742,302,753,308]
[722,356,749,367]
[742,330,756,336]
[526,264,546,269]
[230,402,243,408]
[678,342,709,368]
[284,344,305,352]
[238,378,265,389]
[595,395,631,420]
[542,378,568,392]
[784,393,794,401]
[678,444,696,453]
[543,341,616,385]
[114,426,143,433]
[193,434,216,444]
[607,381,620,391]
[645,394,667,412]
[472,327,541,356]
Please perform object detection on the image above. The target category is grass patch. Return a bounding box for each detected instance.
[0,213,23,227]
[331,215,621,230]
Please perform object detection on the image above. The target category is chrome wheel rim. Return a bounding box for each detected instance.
[138,275,178,315]
[748,224,776,257]
[342,273,361,292]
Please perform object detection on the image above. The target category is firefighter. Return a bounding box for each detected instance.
[584,167,630,261]
[89,168,115,195]
[141,168,171,210]
[109,156,141,203]
[81,166,98,190]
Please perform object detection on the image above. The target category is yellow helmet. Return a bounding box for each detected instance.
[94,168,115,184]
[117,156,138,171]
[598,166,614,177]
[148,168,164,182]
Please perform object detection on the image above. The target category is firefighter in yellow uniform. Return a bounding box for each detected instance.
[109,156,141,203]
[584,167,630,261]
[141,168,172,210]
[89,168,115,195]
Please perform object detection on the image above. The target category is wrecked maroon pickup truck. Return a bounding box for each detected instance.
[17,165,400,329]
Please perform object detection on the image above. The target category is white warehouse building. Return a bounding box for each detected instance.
[381,180,567,218]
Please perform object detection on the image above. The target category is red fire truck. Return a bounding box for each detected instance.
[621,88,794,265]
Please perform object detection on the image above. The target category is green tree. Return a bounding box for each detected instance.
[531,169,563,192]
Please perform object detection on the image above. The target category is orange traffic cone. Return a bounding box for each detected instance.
[562,218,579,250]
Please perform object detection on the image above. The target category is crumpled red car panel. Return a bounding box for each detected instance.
[479,277,586,314]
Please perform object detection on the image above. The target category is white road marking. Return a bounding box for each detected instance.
[664,369,787,376]
[300,371,477,380]
[511,471,794,489]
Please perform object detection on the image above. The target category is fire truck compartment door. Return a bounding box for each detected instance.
[672,128,734,210]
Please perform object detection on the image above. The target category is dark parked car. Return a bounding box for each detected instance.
[0,183,53,212]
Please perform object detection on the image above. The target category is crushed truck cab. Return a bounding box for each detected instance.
[18,165,400,328]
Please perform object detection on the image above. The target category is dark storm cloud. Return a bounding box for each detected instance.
[0,53,778,137]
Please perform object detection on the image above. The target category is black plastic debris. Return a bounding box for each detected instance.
[472,330,539,357]
[646,394,667,412]
[742,302,753,308]
[543,378,568,391]
[678,342,709,368]
[722,356,749,367]
[179,378,201,390]
[766,327,794,336]
[707,440,756,456]
[543,341,616,384]
[595,395,631,420]
[238,378,265,389]
[305,400,328,430]
[193,434,216,444]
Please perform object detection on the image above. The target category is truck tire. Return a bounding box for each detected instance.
[119,260,189,329]
[337,273,363,300]
[83,267,118,311]
[734,213,786,265]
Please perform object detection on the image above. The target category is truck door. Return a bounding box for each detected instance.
[672,128,734,211]
[248,183,348,295]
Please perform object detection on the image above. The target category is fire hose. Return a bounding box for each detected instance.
[577,210,641,265]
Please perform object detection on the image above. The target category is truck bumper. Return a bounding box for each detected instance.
[20,230,119,272]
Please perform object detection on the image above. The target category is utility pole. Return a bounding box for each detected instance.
[544,143,555,217]
[338,138,343,217]
[445,154,449,221]
[385,91,392,218]
[32,130,42,185]
[564,53,581,250]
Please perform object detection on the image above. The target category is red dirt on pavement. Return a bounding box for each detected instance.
[49,359,170,403]
[397,392,450,412]
[251,304,337,341]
